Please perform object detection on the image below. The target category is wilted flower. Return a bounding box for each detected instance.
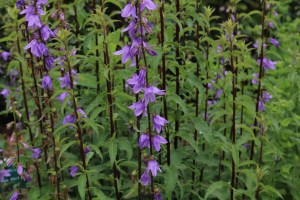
[31,148,42,159]
[69,166,78,177]
[153,115,168,133]
[23,172,32,182]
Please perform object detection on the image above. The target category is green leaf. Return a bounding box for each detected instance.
[177,132,200,155]
[118,138,133,160]
[261,185,283,199]
[164,166,178,199]
[78,174,87,200]
[123,182,138,199]
[169,93,188,114]
[59,141,77,159]
[204,181,229,200]
[109,137,117,166]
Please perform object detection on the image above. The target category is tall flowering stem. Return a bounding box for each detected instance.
[116,0,167,198]
[64,46,92,200]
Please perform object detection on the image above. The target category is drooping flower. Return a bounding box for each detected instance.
[77,108,87,118]
[1,51,11,61]
[10,192,19,200]
[59,70,78,89]
[154,192,162,200]
[24,39,49,57]
[263,91,272,103]
[127,69,146,94]
[147,159,161,177]
[258,99,264,111]
[121,3,137,18]
[143,86,165,105]
[269,21,274,29]
[152,135,168,152]
[31,148,42,159]
[69,166,78,177]
[114,45,133,64]
[40,25,55,41]
[0,169,11,181]
[269,38,279,48]
[128,100,147,117]
[63,115,76,124]
[257,58,277,70]
[56,92,70,104]
[42,75,52,90]
[153,115,168,133]
[138,133,150,149]
[0,89,10,98]
[17,163,23,176]
[84,146,90,156]
[140,0,157,11]
[253,40,266,49]
[215,89,223,99]
[21,141,30,149]
[251,73,259,85]
[140,170,151,186]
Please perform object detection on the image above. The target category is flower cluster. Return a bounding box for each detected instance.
[115,0,166,197]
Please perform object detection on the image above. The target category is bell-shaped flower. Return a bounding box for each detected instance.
[153,115,168,133]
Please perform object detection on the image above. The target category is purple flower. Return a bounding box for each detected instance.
[0,169,11,181]
[57,92,70,104]
[263,91,272,103]
[127,69,146,94]
[243,143,250,149]
[37,0,48,5]
[143,86,165,105]
[1,89,10,98]
[114,45,133,64]
[154,193,162,200]
[63,115,76,124]
[21,141,30,149]
[23,172,32,182]
[152,135,167,152]
[128,100,147,117]
[24,39,49,57]
[10,192,19,200]
[215,89,223,99]
[257,58,277,70]
[153,115,168,133]
[207,99,216,106]
[16,0,25,10]
[6,157,14,167]
[17,163,23,176]
[42,75,52,90]
[140,170,151,186]
[84,146,90,156]
[31,148,42,159]
[269,21,274,29]
[269,38,279,48]
[217,45,222,53]
[59,70,78,89]
[140,0,157,11]
[69,166,78,177]
[138,133,150,149]
[253,41,266,49]
[77,108,87,118]
[258,99,264,111]
[1,51,11,61]
[147,159,161,177]
[121,3,137,18]
[252,73,259,85]
[40,25,55,41]
[45,56,55,70]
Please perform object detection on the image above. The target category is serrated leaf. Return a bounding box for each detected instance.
[204,181,229,200]
[59,141,77,159]
[78,174,86,200]
[177,132,200,155]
